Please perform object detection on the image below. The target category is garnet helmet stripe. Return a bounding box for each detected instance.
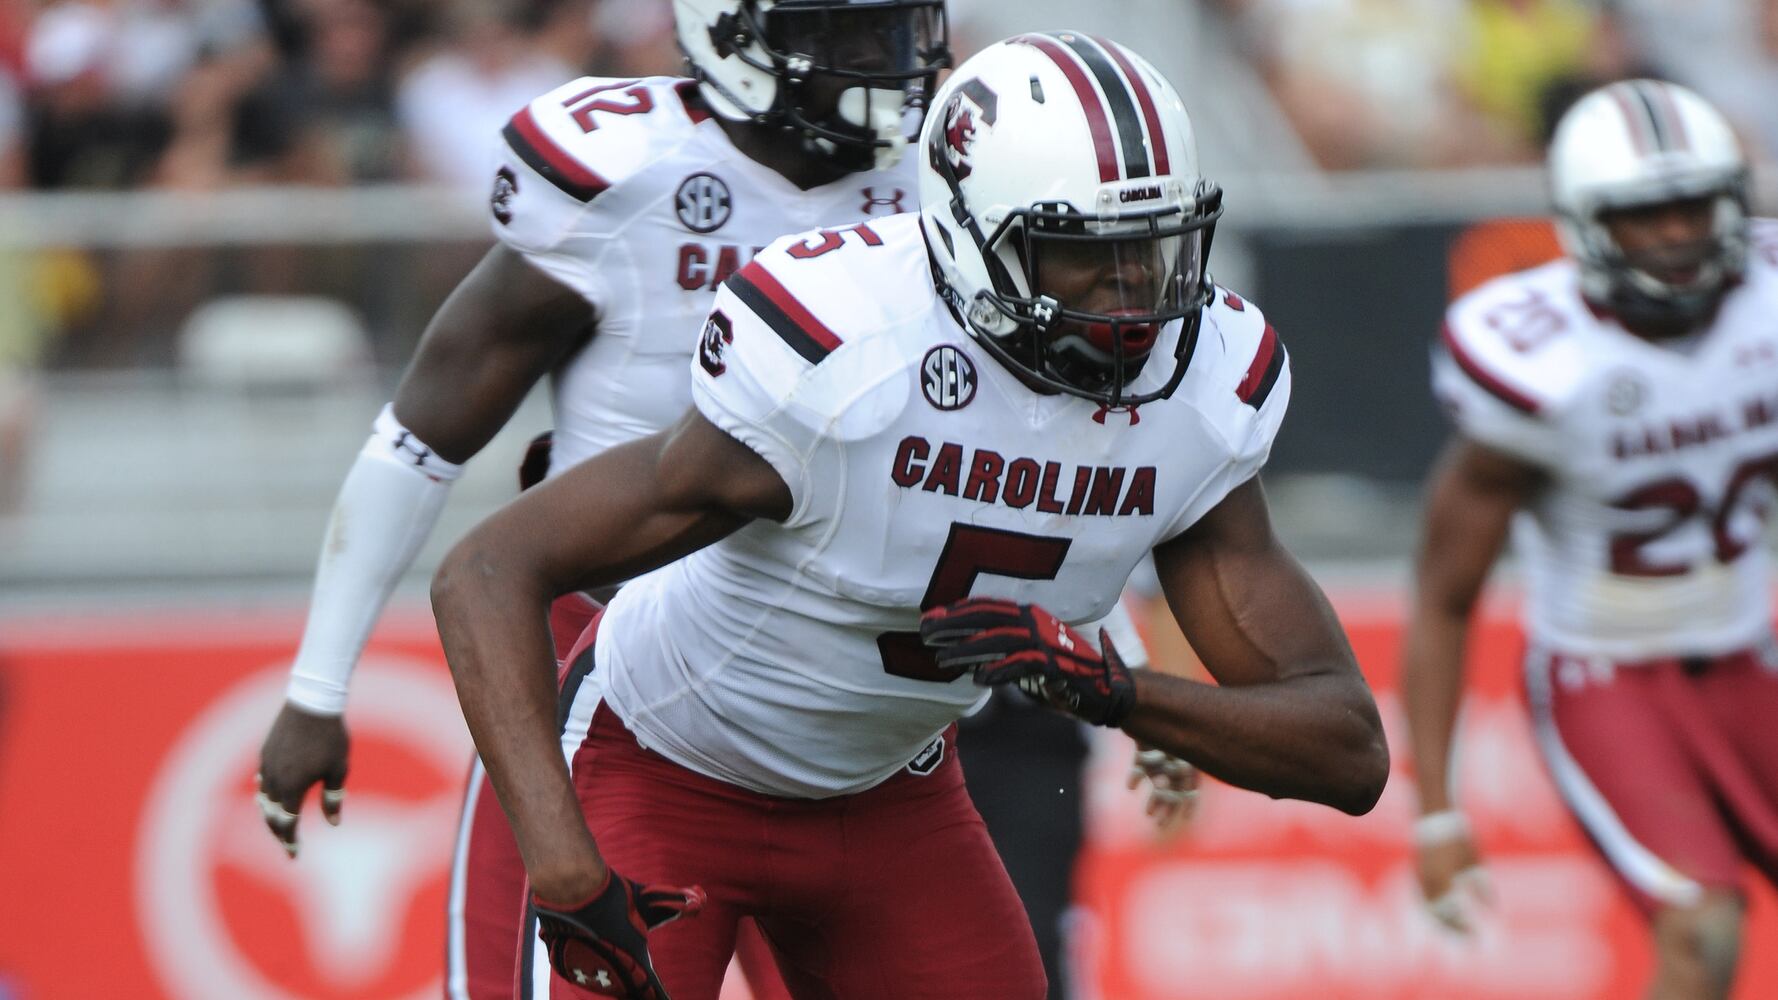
[1012,33,1119,182]
[1638,80,1690,151]
[1056,33,1151,179]
[1606,83,1655,155]
[1628,82,1674,151]
[1093,35,1170,176]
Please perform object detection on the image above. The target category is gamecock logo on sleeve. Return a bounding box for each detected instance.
[491,167,518,225]
[699,311,735,377]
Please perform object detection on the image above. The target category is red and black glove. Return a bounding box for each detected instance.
[919,598,1136,727]
[532,870,706,999]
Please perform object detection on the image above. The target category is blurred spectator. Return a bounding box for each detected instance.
[1615,0,1778,162]
[395,0,577,189]
[23,0,272,189]
[1454,0,1649,151]
[0,67,22,187]
[587,0,676,79]
[253,0,403,184]
[1235,0,1522,168]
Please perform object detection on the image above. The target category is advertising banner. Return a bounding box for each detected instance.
[0,603,1771,999]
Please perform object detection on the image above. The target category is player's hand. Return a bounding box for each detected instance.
[533,870,706,999]
[256,702,348,858]
[1415,812,1493,933]
[920,598,1135,727]
[1128,745,1199,835]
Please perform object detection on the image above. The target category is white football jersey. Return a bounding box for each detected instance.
[1436,219,1778,658]
[596,213,1291,798]
[489,75,920,474]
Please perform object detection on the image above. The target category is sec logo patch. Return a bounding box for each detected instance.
[921,345,977,411]
[675,173,732,234]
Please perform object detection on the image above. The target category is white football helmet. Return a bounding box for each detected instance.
[1549,79,1749,330]
[674,0,949,171]
[918,33,1221,408]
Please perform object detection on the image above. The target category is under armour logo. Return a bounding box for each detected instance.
[1092,404,1142,425]
[1054,623,1074,651]
[860,186,906,215]
[392,430,431,465]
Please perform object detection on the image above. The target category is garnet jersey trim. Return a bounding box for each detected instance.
[725,262,844,364]
[1236,323,1287,409]
[1440,322,1542,415]
[502,106,612,202]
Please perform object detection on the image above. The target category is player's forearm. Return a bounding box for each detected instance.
[431,540,605,900]
[1400,603,1472,815]
[1122,667,1388,815]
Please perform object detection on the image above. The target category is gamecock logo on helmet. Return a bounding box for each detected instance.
[932,79,999,183]
[943,104,977,180]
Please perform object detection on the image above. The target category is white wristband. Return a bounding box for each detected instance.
[1414,810,1471,847]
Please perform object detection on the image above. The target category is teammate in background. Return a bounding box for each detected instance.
[254,2,950,997]
[1404,80,1778,1000]
[435,35,1387,1000]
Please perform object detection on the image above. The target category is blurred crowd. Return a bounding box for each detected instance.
[0,0,1775,194]
[1218,0,1778,169]
[0,0,680,191]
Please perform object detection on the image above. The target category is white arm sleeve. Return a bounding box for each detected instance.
[285,405,464,714]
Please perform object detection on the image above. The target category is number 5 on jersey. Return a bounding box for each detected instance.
[878,524,1071,682]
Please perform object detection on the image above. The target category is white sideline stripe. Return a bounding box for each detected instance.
[446,755,486,1000]
[1523,647,1703,908]
[562,670,607,765]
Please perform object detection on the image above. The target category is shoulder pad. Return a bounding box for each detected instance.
[702,217,930,442]
[1441,263,1590,416]
[499,76,703,204]
[723,215,929,370]
[1201,287,1286,412]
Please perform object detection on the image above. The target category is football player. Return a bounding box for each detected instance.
[434,34,1388,1000]
[1404,80,1778,1000]
[255,1,949,997]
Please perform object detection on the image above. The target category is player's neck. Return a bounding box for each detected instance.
[716,117,857,191]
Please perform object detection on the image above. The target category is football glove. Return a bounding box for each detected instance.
[532,870,706,999]
[919,598,1136,727]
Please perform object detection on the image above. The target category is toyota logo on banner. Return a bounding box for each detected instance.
[921,345,977,411]
[137,661,471,1000]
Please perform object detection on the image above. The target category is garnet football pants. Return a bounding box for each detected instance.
[1525,642,1778,914]
[445,595,795,1000]
[547,696,1046,1000]
[959,687,1088,1000]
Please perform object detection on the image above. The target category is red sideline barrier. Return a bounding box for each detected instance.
[0,604,1772,999]
[1075,602,1778,1000]
[0,614,468,1000]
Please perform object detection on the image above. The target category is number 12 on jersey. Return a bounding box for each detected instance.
[877,524,1072,682]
